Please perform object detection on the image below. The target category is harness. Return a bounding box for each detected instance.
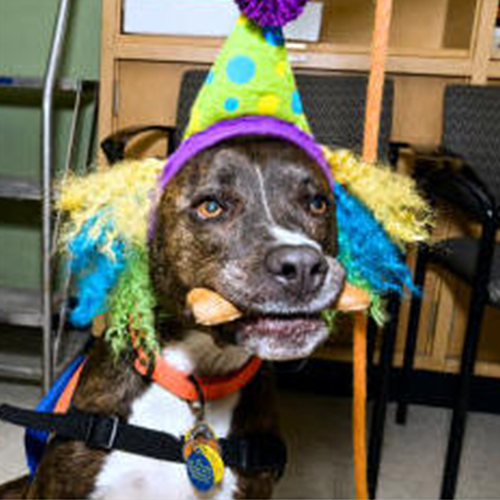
[0,348,287,492]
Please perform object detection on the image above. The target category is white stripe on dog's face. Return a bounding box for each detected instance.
[270,225,322,250]
[253,164,322,251]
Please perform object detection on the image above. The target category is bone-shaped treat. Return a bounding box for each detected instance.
[336,283,371,312]
[186,283,371,327]
[186,288,243,326]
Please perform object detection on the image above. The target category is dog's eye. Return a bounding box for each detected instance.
[308,195,329,216]
[196,199,225,220]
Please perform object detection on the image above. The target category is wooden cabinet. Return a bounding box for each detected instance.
[99,0,500,377]
[489,2,500,76]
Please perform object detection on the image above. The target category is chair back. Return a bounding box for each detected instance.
[443,85,500,207]
[175,71,394,159]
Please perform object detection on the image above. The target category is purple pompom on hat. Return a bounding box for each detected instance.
[234,0,310,27]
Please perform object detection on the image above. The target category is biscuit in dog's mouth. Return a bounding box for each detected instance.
[234,315,329,361]
[186,285,370,360]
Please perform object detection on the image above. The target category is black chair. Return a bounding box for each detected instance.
[100,70,398,499]
[396,84,500,499]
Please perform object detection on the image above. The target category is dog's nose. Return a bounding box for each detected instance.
[265,245,328,295]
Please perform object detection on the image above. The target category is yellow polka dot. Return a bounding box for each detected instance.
[276,61,287,77]
[257,95,280,114]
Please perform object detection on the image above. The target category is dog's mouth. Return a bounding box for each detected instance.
[185,287,333,361]
[232,313,330,361]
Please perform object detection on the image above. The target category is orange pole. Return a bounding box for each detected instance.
[363,0,394,164]
[355,1,393,498]
[353,312,369,500]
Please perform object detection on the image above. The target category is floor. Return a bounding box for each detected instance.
[1,379,500,499]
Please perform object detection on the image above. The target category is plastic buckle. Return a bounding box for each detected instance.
[85,414,119,450]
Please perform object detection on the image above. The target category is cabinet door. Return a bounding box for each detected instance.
[115,61,207,157]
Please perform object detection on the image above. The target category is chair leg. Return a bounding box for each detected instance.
[367,316,379,369]
[368,293,401,499]
[440,216,497,499]
[440,293,488,499]
[396,248,428,425]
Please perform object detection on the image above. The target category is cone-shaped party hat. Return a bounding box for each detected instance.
[157,0,334,193]
[184,15,310,139]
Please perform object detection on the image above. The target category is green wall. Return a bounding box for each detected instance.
[0,0,102,289]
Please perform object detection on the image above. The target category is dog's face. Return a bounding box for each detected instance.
[151,138,345,360]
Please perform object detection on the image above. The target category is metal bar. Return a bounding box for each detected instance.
[395,247,428,425]
[52,82,83,368]
[440,219,498,500]
[0,286,43,328]
[41,0,74,393]
[0,75,91,92]
[65,81,84,176]
[366,316,379,369]
[368,294,401,499]
[0,176,41,201]
[85,87,100,171]
[0,364,42,382]
[53,260,73,372]
[52,81,83,253]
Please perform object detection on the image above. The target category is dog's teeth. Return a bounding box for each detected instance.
[186,288,243,326]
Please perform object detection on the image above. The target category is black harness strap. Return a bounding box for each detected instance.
[0,404,287,476]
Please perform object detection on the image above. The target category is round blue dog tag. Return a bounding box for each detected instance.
[186,446,215,492]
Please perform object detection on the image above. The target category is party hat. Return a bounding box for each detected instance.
[157,0,333,193]
[183,15,310,139]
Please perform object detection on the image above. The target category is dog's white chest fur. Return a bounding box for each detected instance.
[92,384,239,500]
[91,335,247,500]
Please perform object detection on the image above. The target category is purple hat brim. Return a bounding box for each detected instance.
[159,116,334,190]
[150,116,334,238]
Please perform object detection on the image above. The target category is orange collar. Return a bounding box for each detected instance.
[134,348,263,402]
[51,340,262,415]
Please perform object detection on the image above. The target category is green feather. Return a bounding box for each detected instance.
[105,245,159,359]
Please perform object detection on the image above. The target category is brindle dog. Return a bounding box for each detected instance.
[0,138,345,499]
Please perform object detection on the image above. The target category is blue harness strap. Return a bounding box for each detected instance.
[25,355,86,478]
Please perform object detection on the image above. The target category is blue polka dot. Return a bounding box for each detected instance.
[263,27,284,47]
[226,56,256,85]
[206,70,214,84]
[224,97,240,112]
[292,91,303,114]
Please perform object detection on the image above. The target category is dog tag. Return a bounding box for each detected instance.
[185,445,216,492]
[183,424,224,492]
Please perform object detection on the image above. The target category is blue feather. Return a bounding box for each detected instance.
[67,215,125,327]
[335,184,416,296]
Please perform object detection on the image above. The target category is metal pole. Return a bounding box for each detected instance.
[41,0,73,393]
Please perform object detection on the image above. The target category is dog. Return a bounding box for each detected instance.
[0,137,345,499]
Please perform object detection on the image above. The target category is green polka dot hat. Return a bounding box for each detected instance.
[158,0,334,193]
[184,15,310,138]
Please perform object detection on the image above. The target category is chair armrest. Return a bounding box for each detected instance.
[408,146,498,224]
[387,141,410,168]
[100,125,177,165]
